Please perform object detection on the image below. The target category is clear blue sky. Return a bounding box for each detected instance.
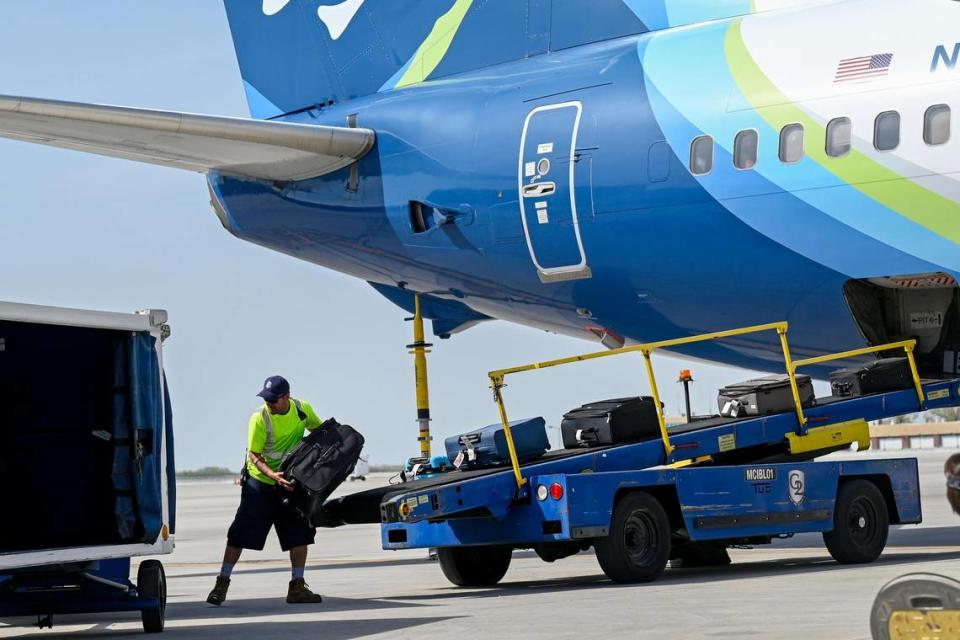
[0,2,814,470]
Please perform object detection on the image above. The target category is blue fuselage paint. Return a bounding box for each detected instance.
[209,33,952,373]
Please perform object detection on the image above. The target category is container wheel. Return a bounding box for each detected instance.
[138,560,166,633]
[437,546,512,587]
[595,491,671,584]
[823,479,889,564]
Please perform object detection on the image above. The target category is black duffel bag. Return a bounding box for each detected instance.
[279,418,365,526]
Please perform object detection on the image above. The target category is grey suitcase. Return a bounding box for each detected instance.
[718,374,815,418]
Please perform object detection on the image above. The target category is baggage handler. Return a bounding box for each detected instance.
[207,375,325,606]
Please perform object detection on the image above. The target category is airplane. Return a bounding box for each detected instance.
[1,0,958,378]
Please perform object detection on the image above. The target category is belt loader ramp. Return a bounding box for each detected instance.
[328,322,955,586]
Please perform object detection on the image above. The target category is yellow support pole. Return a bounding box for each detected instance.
[777,324,808,431]
[490,376,527,489]
[904,343,926,410]
[409,295,433,459]
[641,349,674,457]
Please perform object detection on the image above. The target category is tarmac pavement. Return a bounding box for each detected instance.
[1,450,958,639]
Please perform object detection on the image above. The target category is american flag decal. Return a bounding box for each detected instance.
[834,53,893,83]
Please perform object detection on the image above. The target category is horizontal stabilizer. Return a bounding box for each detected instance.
[0,95,375,181]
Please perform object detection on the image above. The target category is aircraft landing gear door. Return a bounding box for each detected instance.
[519,102,592,284]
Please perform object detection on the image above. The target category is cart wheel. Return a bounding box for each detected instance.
[823,479,889,564]
[595,492,671,584]
[138,560,166,634]
[437,546,512,587]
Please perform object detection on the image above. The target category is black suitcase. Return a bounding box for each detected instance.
[279,418,365,526]
[718,374,815,417]
[561,397,660,448]
[830,357,913,397]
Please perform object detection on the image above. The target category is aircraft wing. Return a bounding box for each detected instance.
[0,95,375,182]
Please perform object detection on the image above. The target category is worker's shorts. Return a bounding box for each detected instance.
[227,477,316,552]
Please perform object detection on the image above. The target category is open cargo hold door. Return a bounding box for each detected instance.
[112,332,165,544]
[844,272,960,375]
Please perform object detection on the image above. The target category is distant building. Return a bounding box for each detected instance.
[870,422,960,451]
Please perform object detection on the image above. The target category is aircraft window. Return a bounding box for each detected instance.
[733,130,759,169]
[689,135,714,175]
[924,104,951,145]
[874,111,900,151]
[779,124,804,163]
[826,117,852,157]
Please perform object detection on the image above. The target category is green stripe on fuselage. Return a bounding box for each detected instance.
[724,19,960,244]
[395,0,474,89]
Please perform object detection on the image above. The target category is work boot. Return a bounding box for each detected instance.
[206,575,230,606]
[286,578,323,604]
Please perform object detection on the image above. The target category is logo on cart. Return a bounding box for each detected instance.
[788,470,805,506]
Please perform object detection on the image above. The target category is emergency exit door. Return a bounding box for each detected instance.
[519,101,591,283]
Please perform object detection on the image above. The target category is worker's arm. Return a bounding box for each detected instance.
[300,400,324,431]
[247,450,294,490]
[247,412,294,490]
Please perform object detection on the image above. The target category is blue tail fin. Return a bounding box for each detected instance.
[224,1,775,119]
[223,0,472,118]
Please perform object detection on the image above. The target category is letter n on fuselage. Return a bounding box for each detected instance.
[932,43,960,72]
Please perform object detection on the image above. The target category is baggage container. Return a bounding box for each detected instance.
[718,374,815,417]
[0,302,175,569]
[0,301,174,633]
[279,419,365,526]
[830,357,914,397]
[445,417,549,469]
[561,397,660,448]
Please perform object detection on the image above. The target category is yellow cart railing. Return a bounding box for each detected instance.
[791,341,924,409]
[488,322,798,490]
[488,322,926,492]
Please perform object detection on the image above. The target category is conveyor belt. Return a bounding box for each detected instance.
[327,383,958,526]
[327,410,757,524]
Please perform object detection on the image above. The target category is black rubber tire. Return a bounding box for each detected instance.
[138,560,166,634]
[595,492,671,584]
[437,546,512,587]
[823,479,889,565]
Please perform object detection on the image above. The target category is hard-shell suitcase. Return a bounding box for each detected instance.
[279,418,365,526]
[830,357,913,397]
[718,374,815,417]
[445,417,549,469]
[561,397,660,448]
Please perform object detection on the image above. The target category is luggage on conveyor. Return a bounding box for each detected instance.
[718,374,815,418]
[279,418,365,526]
[561,397,661,448]
[830,357,914,398]
[445,417,549,469]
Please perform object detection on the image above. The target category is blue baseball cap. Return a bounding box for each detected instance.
[257,375,290,403]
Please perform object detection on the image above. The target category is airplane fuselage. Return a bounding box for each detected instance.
[209,0,960,373]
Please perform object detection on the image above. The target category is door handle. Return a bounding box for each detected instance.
[522,182,556,198]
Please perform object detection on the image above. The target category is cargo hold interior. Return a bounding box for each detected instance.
[845,274,960,376]
[0,319,164,555]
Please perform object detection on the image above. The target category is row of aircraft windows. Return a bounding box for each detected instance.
[688,104,952,176]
